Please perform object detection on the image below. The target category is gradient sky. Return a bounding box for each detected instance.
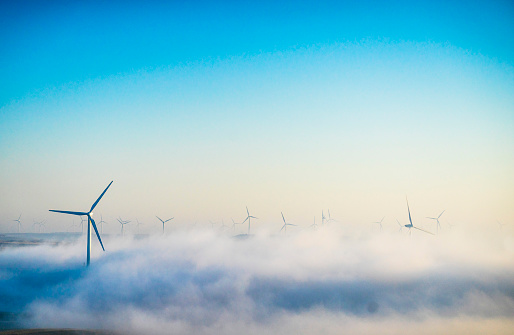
[1,0,513,232]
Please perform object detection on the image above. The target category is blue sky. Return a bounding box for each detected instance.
[0,0,513,231]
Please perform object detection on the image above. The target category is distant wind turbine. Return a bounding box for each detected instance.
[403,197,434,236]
[280,212,297,234]
[373,217,385,231]
[321,210,327,226]
[156,216,173,234]
[327,209,337,224]
[13,215,22,233]
[99,215,107,234]
[497,220,506,230]
[231,218,242,231]
[426,210,445,234]
[117,218,131,236]
[49,181,112,266]
[136,219,144,233]
[310,216,318,229]
[33,220,45,233]
[396,218,403,233]
[241,206,257,235]
[79,216,87,234]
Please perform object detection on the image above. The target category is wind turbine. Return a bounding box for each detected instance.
[321,210,327,226]
[280,212,297,234]
[117,218,131,236]
[403,197,434,236]
[49,181,112,266]
[426,210,445,234]
[396,218,403,233]
[497,220,506,230]
[136,219,144,233]
[241,206,257,235]
[310,216,318,229]
[231,218,242,231]
[156,216,173,234]
[79,216,87,234]
[13,215,22,233]
[99,215,107,234]
[373,217,385,231]
[33,220,44,233]
[327,209,337,224]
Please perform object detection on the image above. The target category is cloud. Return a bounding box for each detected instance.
[0,225,513,334]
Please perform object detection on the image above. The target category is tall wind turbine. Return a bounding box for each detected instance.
[426,210,445,234]
[321,210,327,226]
[117,218,131,236]
[280,212,297,234]
[241,206,257,235]
[49,181,112,266]
[156,216,173,234]
[13,215,22,233]
[403,197,434,236]
[373,217,385,231]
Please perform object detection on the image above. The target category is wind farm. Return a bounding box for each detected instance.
[0,1,513,334]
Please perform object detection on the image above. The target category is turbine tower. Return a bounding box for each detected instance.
[280,212,297,234]
[426,210,445,234]
[156,216,173,234]
[241,206,257,235]
[403,197,434,236]
[49,181,112,266]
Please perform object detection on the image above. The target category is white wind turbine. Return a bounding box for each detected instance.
[156,216,173,234]
[403,197,434,236]
[396,218,403,233]
[231,218,242,231]
[13,215,22,233]
[373,217,385,231]
[426,210,445,234]
[280,212,297,234]
[79,216,87,234]
[49,181,112,266]
[241,206,258,235]
[117,218,131,236]
[136,219,144,233]
[99,215,107,234]
[310,216,318,229]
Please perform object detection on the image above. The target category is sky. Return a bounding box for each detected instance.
[1,0,514,232]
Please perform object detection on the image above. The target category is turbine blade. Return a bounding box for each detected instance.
[90,216,105,251]
[246,206,250,216]
[90,181,113,212]
[49,210,88,216]
[413,226,434,235]
[156,216,164,223]
[406,197,413,226]
[164,218,174,223]
[242,217,249,224]
[280,224,285,231]
[250,216,258,219]
[426,217,437,220]
[281,212,286,224]
[438,210,446,219]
